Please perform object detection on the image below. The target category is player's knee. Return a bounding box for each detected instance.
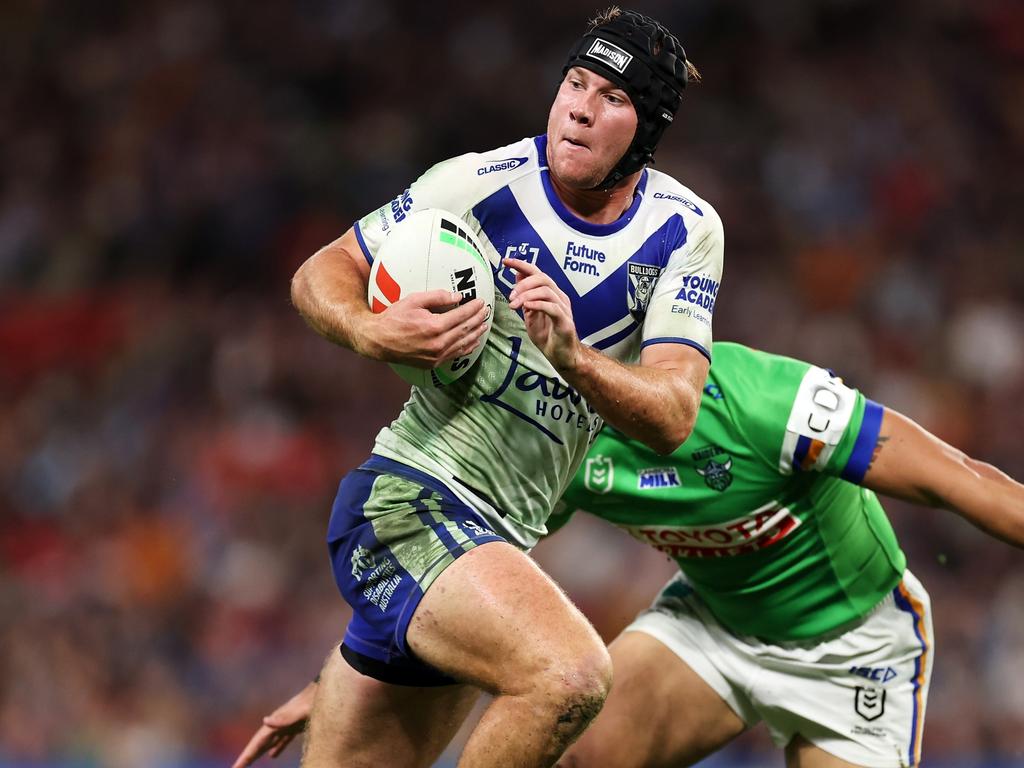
[544,646,612,736]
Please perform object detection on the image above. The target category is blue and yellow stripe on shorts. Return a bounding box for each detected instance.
[892,580,930,766]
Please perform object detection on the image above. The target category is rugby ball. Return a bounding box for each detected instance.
[367,208,494,387]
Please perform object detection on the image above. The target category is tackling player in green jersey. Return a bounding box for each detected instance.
[233,342,1024,768]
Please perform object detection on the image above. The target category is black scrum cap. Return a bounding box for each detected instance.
[562,10,689,189]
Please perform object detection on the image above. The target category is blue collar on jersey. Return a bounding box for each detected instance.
[534,135,648,236]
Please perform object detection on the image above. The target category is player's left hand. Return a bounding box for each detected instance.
[231,682,316,768]
[505,257,581,371]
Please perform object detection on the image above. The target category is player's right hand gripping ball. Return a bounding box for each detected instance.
[367,208,494,387]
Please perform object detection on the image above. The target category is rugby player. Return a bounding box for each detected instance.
[234,342,1023,768]
[285,8,722,767]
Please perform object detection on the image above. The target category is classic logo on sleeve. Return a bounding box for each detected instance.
[652,191,704,216]
[477,157,528,175]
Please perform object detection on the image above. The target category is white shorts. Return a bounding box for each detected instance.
[627,570,933,767]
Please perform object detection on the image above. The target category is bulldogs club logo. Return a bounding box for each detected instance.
[627,263,660,320]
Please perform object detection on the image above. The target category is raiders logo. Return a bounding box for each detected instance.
[695,457,733,492]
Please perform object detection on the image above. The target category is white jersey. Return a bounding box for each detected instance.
[354,135,724,547]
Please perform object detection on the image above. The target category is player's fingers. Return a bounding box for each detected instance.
[263,713,297,728]
[510,286,564,311]
[508,273,557,297]
[521,298,564,319]
[410,289,464,311]
[231,726,276,768]
[264,700,307,728]
[503,257,539,277]
[269,733,298,758]
[438,316,490,361]
[447,318,490,360]
[434,303,489,346]
[428,299,486,331]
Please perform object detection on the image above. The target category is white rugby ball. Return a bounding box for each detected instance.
[367,208,494,388]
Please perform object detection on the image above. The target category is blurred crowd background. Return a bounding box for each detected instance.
[1,0,1022,766]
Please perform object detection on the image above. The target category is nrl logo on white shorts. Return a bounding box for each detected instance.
[854,686,886,722]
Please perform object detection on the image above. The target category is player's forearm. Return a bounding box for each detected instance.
[291,245,380,358]
[562,345,700,454]
[938,457,1024,549]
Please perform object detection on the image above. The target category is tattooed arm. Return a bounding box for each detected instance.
[861,408,1024,548]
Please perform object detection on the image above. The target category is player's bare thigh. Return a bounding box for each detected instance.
[557,630,746,768]
[785,734,868,768]
[303,646,480,768]
[405,541,612,765]
[406,541,610,697]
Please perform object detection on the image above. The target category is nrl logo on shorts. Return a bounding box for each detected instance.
[854,686,886,722]
[350,545,375,580]
[627,263,660,321]
[584,454,614,494]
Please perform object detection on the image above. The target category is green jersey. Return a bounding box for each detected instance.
[557,342,904,642]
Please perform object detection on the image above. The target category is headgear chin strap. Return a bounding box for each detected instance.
[562,10,688,190]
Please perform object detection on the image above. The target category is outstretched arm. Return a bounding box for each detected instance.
[863,408,1024,547]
